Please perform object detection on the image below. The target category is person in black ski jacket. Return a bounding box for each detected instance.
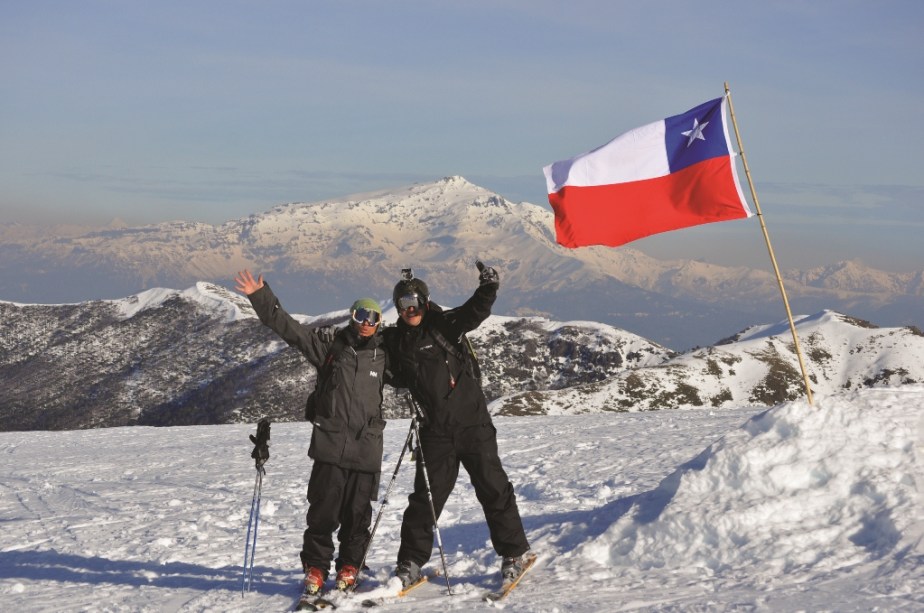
[385,262,531,587]
[235,269,393,596]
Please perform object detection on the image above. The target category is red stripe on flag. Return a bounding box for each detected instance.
[549,157,748,248]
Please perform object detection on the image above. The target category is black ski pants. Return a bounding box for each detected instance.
[300,461,378,575]
[397,423,529,567]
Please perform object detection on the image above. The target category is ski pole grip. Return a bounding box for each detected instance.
[255,418,270,444]
[249,418,271,468]
[404,393,423,421]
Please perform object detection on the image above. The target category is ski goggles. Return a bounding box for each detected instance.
[396,293,424,314]
[351,308,381,326]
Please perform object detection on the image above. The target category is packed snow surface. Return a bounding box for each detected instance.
[1,387,921,611]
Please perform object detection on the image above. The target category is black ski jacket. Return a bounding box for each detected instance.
[387,282,496,435]
[248,283,389,474]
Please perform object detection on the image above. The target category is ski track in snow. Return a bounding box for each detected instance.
[1,388,922,612]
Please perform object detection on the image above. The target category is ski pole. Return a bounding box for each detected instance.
[405,393,453,595]
[349,417,417,592]
[242,465,264,594]
[241,419,270,596]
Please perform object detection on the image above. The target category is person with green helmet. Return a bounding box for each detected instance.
[234,269,395,598]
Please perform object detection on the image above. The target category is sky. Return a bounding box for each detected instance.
[0,387,920,611]
[1,1,923,272]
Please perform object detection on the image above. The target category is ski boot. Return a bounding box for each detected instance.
[302,566,326,596]
[394,560,421,589]
[501,551,533,583]
[335,564,358,591]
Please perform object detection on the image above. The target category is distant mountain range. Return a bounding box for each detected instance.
[1,283,921,430]
[489,310,923,416]
[1,176,921,350]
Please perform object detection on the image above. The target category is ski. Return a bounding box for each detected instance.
[295,588,337,611]
[361,575,429,607]
[484,553,537,602]
[295,592,336,611]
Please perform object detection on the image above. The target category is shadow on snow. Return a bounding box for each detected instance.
[0,549,292,597]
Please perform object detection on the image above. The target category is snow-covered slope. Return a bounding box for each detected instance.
[0,387,920,611]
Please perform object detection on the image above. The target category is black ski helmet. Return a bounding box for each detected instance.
[392,276,429,311]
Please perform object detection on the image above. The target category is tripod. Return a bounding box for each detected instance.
[351,393,453,595]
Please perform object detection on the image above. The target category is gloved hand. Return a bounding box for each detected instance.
[249,418,271,467]
[316,325,337,343]
[476,261,499,287]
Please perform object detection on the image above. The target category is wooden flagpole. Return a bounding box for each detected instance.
[723,81,814,406]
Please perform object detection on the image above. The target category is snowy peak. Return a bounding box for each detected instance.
[491,309,924,416]
[787,259,924,295]
[0,177,921,350]
[233,176,532,254]
[720,309,922,347]
[112,282,255,322]
[704,310,924,391]
[260,175,509,224]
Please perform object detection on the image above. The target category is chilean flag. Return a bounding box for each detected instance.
[543,97,753,248]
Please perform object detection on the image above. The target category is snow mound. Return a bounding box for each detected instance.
[581,386,922,577]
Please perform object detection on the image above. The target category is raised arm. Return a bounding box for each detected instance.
[234,269,328,367]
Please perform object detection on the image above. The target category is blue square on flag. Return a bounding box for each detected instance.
[664,97,730,174]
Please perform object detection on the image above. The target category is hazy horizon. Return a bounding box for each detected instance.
[2,1,922,272]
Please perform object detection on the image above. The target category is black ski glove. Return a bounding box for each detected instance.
[316,325,337,343]
[249,418,271,467]
[476,261,499,288]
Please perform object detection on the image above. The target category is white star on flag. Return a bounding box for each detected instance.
[681,118,709,147]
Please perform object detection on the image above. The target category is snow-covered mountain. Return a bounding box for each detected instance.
[2,283,921,431]
[1,176,921,350]
[0,283,670,431]
[490,310,924,416]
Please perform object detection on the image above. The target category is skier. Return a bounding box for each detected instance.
[385,262,532,588]
[234,269,394,598]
